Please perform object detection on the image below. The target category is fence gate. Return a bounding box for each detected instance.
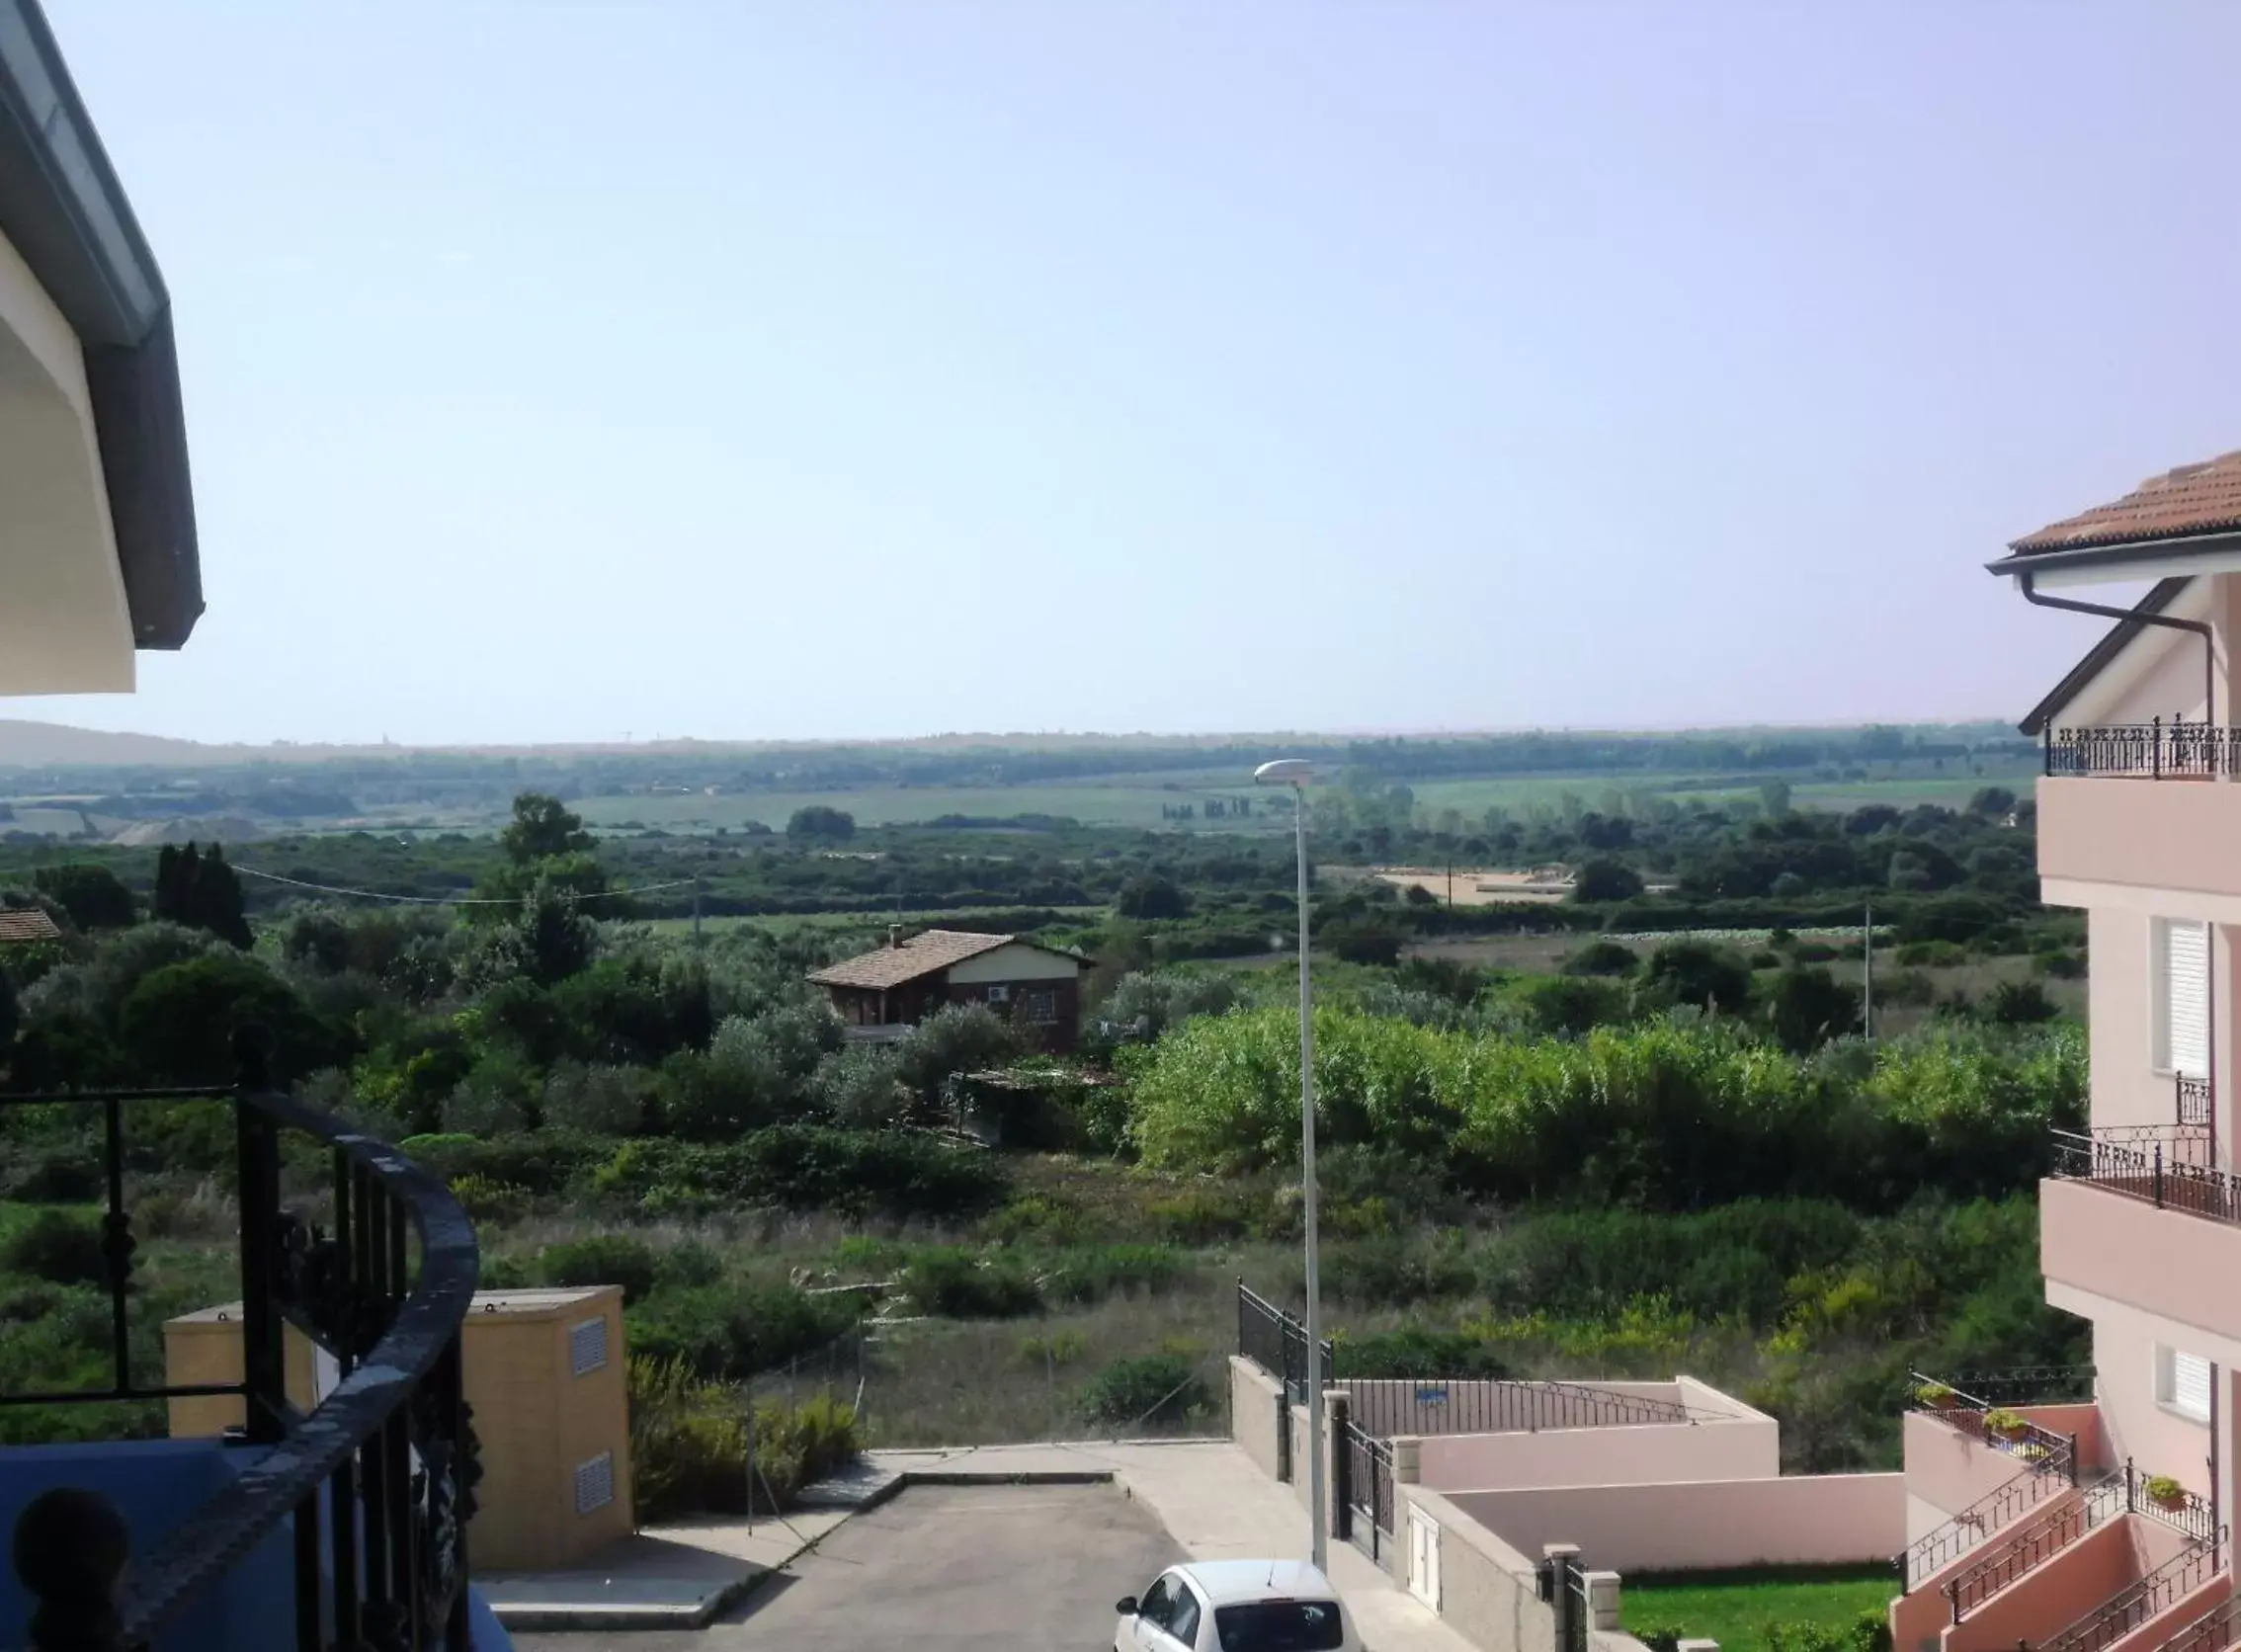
[1541,1550,1590,1652]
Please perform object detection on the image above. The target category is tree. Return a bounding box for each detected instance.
[115,953,347,1084]
[1640,940,1753,1015]
[1766,964,1861,1054]
[152,843,252,950]
[1759,780,1793,817]
[501,793,595,865]
[897,1004,1022,1104]
[1571,859,1644,903]
[1116,873,1191,921]
[1966,786,2019,819]
[786,806,857,844]
[515,875,596,987]
[33,865,135,930]
[0,970,17,1054]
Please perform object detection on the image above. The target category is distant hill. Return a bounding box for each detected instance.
[0,720,228,767]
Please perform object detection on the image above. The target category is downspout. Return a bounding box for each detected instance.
[2018,570,2222,1169]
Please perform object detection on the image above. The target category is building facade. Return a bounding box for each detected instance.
[807,926,1088,1052]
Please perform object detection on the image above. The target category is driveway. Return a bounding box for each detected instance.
[512,1481,1183,1651]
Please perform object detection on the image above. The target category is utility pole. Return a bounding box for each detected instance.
[1863,900,1873,1044]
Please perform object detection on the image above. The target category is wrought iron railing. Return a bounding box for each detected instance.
[2157,1593,2241,1652]
[1901,1459,2073,1592]
[1914,1366,2099,1409]
[2045,719,2241,780]
[1908,1371,2081,1475]
[1946,1474,2124,1620]
[2179,1075,2214,1130]
[2054,1128,2241,1224]
[1342,1374,1694,1436]
[2125,1460,2224,1547]
[1336,1419,1394,1564]
[2034,1532,2227,1652]
[1237,1280,1332,1400]
[2,1039,481,1652]
[2093,1121,2216,1170]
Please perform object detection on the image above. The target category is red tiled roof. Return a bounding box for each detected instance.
[807,929,1016,990]
[2011,451,2241,553]
[0,907,62,944]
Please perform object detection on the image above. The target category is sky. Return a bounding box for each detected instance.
[16,1,2241,746]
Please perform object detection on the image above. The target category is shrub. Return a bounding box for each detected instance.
[627,1357,860,1521]
[624,1281,850,1380]
[2035,950,2086,980]
[1988,980,2060,1026]
[1560,941,1638,977]
[588,1128,1010,1221]
[1333,1327,1512,1379]
[1039,1244,1187,1305]
[1082,1353,1208,1428]
[1,1210,109,1287]
[1320,1235,1476,1306]
[1147,1186,1257,1244]
[1639,940,1753,1015]
[1792,942,1842,963]
[901,1249,1042,1318]
[1897,939,1969,968]
[447,1174,530,1224]
[0,1145,103,1203]
[897,1004,1024,1104]
[539,1235,661,1304]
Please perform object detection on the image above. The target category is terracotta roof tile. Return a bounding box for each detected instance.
[0,908,62,944]
[807,929,1016,990]
[2011,450,2241,553]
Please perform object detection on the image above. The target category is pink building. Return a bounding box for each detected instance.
[1890,453,2241,1652]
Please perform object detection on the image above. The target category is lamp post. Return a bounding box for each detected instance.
[1255,757,1325,1573]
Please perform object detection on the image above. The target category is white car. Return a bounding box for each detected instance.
[1114,1559,1355,1652]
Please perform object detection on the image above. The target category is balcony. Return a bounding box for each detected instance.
[2043,1130,2241,1338]
[0,1040,504,1651]
[2036,724,2241,897]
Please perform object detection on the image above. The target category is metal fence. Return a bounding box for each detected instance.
[1342,1376,1694,1438]
[1901,1461,2070,1592]
[2054,1128,2241,1225]
[1913,1365,2098,1409]
[1946,1473,2123,1621]
[2156,1595,2241,1652]
[1337,1420,1395,1564]
[1237,1281,1333,1399]
[2038,1534,2226,1652]
[2045,719,2241,780]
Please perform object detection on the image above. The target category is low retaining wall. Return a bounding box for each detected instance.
[1418,1412,1781,1494]
[1401,1484,1557,1652]
[1230,1357,1285,1483]
[1449,1473,1905,1572]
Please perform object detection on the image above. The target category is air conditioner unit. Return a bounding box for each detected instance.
[985,984,1012,1004]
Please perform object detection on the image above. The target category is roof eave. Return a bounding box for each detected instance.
[0,0,202,651]
[2015,576,2192,737]
[1988,529,2241,591]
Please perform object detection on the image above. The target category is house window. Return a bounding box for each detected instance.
[2156,920,2210,1077]
[1022,989,1058,1025]
[2158,1346,2213,1424]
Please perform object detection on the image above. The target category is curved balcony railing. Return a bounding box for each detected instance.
[3,1036,481,1651]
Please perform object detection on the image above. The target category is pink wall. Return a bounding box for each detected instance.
[1417,1415,1779,1493]
[1890,1491,2084,1652]
[1903,1412,2069,1524]
[2042,1178,2241,1346]
[1942,1521,2136,1652]
[2037,779,2241,903]
[2079,1300,2214,1499]
[2102,1574,2231,1652]
[1443,1475,1902,1573]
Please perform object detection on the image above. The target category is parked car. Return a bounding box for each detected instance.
[1115,1559,1354,1652]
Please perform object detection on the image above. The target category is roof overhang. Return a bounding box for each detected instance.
[0,0,201,694]
[1986,531,2241,591]
[2016,576,2193,736]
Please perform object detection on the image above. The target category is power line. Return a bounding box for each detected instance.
[231,865,697,907]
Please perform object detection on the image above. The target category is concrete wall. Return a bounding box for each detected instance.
[1418,1413,1780,1493]
[2078,1278,2218,1497]
[2044,1176,2241,1348]
[1231,1357,1286,1483]
[2087,907,2179,1133]
[1941,1518,2168,1652]
[1400,1484,1556,1652]
[1447,1475,1903,1573]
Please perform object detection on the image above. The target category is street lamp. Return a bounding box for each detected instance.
[1254,757,1325,1574]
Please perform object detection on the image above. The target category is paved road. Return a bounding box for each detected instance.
[513,1481,1184,1651]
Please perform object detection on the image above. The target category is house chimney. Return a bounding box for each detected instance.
[888,924,903,949]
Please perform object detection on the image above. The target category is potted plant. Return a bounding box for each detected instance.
[1914,1381,1960,1412]
[1984,1408,2031,1441]
[2144,1475,2189,1512]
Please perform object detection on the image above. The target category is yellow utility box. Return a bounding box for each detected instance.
[162,1284,633,1571]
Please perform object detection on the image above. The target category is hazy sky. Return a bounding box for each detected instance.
[18,2,2241,745]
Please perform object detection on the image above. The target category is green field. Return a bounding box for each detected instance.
[1621,1565,1898,1652]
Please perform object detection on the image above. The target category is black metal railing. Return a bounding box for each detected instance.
[2092,1121,2216,1170]
[2180,1075,2214,1129]
[2125,1459,2224,1547]
[1914,1366,2099,1410]
[2156,1594,2241,1652]
[1908,1371,2081,1475]
[1901,1460,2072,1592]
[1337,1419,1394,1564]
[2054,1128,2241,1224]
[1947,1474,2124,1620]
[1342,1375,1694,1437]
[3,1038,481,1652]
[1237,1281,1332,1400]
[2045,718,2241,780]
[2034,1533,2226,1652]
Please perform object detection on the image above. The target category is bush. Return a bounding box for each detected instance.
[0,1145,103,1203]
[896,1005,1024,1104]
[1561,941,1638,977]
[1,1210,110,1287]
[588,1128,1010,1221]
[447,1174,530,1224]
[1082,1353,1208,1428]
[1897,940,1968,968]
[1988,980,2060,1026]
[1333,1327,1512,1379]
[1639,940,1753,1015]
[539,1235,661,1304]
[901,1249,1043,1318]
[1040,1244,1187,1305]
[624,1281,851,1380]
[628,1357,859,1521]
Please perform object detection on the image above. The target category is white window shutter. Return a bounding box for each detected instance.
[2165,921,2210,1078]
[2175,1352,2212,1423]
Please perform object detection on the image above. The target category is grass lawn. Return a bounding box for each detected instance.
[1620,1565,1898,1652]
